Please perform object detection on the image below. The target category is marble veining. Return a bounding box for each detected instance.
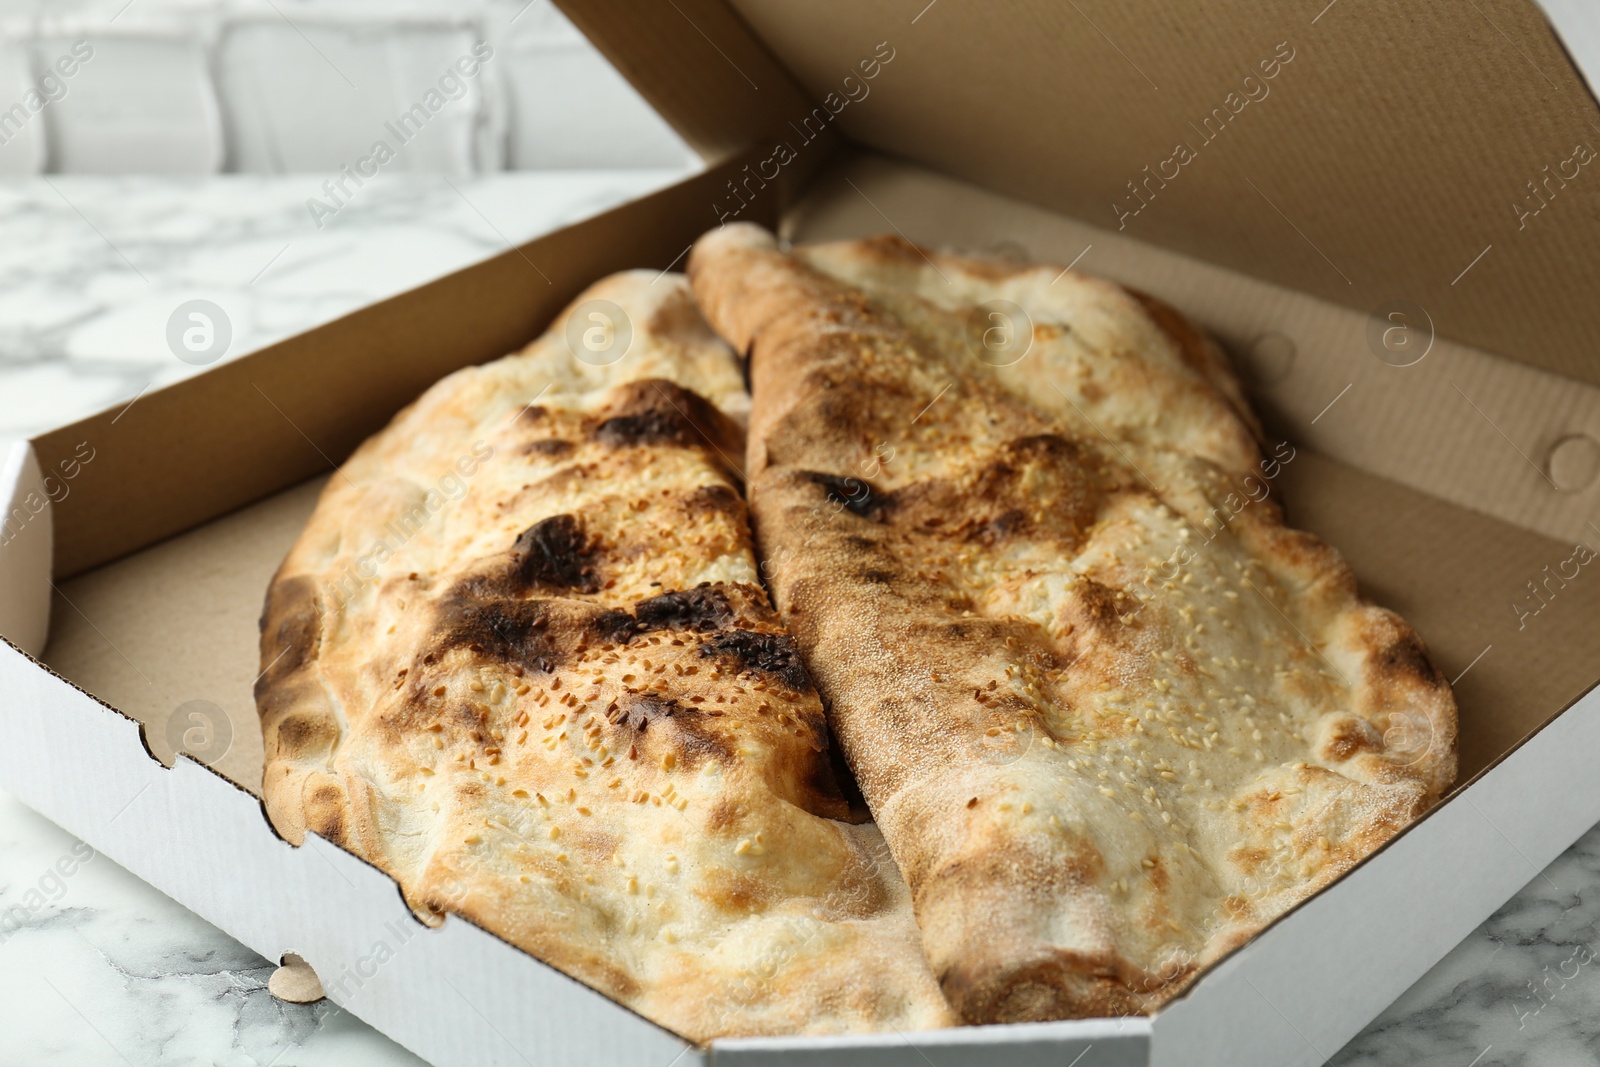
[0,790,427,1066]
[1329,822,1600,1067]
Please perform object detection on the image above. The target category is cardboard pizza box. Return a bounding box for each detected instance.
[5,3,1600,1065]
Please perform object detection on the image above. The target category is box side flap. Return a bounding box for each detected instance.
[30,156,780,580]
[717,0,1600,387]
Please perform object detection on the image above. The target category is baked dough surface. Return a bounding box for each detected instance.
[688,225,1458,1023]
[255,270,953,1041]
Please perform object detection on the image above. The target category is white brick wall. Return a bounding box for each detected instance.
[0,0,694,174]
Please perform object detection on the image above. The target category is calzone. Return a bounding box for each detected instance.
[255,270,953,1040]
[688,224,1458,1023]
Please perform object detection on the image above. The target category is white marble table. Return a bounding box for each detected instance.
[1,172,1597,1067]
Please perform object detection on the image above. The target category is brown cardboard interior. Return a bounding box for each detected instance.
[43,478,327,793]
[552,0,817,166]
[560,0,1600,389]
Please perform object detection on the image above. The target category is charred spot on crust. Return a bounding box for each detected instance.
[596,410,689,449]
[961,436,1093,542]
[1320,716,1382,762]
[525,439,574,458]
[312,810,345,845]
[1228,846,1272,874]
[256,574,321,693]
[980,509,1028,541]
[1375,631,1440,686]
[434,595,566,674]
[607,693,734,766]
[1070,578,1138,631]
[593,378,742,458]
[634,584,738,633]
[857,233,927,265]
[702,629,812,690]
[449,699,491,736]
[1142,854,1170,892]
[684,482,742,516]
[808,472,889,521]
[706,801,743,832]
[884,433,1105,551]
[1006,433,1077,460]
[588,582,771,646]
[700,868,777,913]
[512,514,599,592]
[616,693,683,732]
[587,608,638,647]
[274,712,338,754]
[306,782,347,844]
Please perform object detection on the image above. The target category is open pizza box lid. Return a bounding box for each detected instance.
[4,3,1600,1065]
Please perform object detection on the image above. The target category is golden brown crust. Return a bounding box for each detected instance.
[688,224,1457,1024]
[255,270,953,1041]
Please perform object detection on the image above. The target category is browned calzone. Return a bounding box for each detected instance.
[255,271,952,1040]
[688,224,1457,1023]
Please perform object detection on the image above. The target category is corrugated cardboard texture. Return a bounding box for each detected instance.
[590,0,1600,387]
[0,446,49,656]
[31,157,784,581]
